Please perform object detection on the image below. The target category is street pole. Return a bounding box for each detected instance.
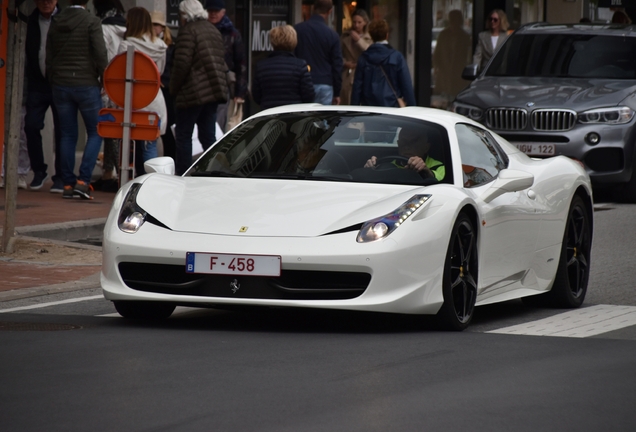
[1,0,26,254]
[119,45,135,185]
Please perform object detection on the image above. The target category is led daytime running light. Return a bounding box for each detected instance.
[579,106,634,125]
[357,195,431,243]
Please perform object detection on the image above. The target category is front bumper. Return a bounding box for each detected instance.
[498,121,636,185]
[101,221,447,315]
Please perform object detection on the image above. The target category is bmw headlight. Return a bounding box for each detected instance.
[452,102,484,121]
[579,106,635,125]
[357,195,431,243]
[118,183,147,233]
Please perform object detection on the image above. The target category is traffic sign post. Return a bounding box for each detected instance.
[99,47,161,186]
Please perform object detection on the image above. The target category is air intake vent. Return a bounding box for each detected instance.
[486,108,528,131]
[531,109,577,131]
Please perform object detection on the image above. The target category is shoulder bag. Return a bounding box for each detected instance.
[379,65,406,108]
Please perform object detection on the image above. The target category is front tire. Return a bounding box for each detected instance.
[114,301,176,320]
[437,213,478,331]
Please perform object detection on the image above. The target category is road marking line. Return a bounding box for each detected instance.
[487,304,636,338]
[0,295,104,313]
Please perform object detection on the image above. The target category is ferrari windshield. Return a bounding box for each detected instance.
[487,34,636,79]
[187,112,452,186]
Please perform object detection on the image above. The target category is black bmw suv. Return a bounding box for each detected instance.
[454,23,636,201]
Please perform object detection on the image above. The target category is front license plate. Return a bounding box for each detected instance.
[186,252,281,276]
[514,142,556,156]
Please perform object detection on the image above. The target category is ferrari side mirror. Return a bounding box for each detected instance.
[144,157,175,175]
[480,169,534,203]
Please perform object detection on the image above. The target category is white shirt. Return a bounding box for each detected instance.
[490,35,499,50]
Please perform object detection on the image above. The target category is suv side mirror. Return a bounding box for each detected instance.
[462,64,479,81]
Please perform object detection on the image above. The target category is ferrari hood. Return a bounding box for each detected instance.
[135,175,423,237]
[457,76,636,111]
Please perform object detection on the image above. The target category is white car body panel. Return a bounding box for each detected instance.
[101,105,593,316]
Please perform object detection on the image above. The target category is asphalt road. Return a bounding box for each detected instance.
[1,200,635,431]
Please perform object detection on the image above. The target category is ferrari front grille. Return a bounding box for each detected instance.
[531,109,577,131]
[118,263,370,300]
[486,108,528,131]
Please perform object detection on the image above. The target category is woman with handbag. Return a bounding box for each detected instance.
[350,20,415,108]
[339,9,372,105]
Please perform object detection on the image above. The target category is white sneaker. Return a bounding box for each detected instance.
[18,175,28,190]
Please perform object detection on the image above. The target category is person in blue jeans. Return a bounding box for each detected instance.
[294,0,343,106]
[46,0,108,199]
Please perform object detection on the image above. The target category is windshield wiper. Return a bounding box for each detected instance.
[306,175,349,182]
[250,173,349,182]
[250,173,309,179]
[190,170,244,178]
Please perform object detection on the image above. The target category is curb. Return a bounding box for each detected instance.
[15,218,106,243]
[0,272,101,303]
[0,218,105,302]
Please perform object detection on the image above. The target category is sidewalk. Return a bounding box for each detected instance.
[0,181,115,302]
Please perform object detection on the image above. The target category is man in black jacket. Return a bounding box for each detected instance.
[294,0,343,105]
[25,0,63,192]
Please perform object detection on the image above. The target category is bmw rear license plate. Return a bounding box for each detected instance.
[514,142,556,156]
[186,252,281,276]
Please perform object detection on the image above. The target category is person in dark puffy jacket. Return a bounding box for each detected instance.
[252,25,315,110]
[46,0,108,200]
[170,0,228,175]
[351,19,416,107]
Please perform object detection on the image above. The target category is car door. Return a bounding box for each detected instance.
[455,124,541,297]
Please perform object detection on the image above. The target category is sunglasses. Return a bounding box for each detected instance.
[490,17,499,22]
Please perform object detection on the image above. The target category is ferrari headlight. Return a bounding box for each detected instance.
[452,102,484,121]
[579,106,634,125]
[118,183,147,234]
[357,195,431,243]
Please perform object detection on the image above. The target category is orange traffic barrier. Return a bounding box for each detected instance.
[98,108,161,141]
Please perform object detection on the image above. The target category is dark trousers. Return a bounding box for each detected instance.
[25,88,62,181]
[175,101,218,175]
[160,86,176,159]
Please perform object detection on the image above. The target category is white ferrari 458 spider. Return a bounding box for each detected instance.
[101,105,593,330]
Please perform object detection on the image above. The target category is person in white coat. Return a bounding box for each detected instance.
[473,9,509,72]
[93,0,126,191]
[118,7,168,176]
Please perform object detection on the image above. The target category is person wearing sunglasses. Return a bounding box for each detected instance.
[473,9,510,72]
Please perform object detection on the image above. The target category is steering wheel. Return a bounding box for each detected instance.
[373,155,411,171]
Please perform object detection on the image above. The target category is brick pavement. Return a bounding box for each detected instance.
[0,181,115,300]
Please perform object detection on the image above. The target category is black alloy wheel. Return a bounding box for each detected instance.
[523,194,591,308]
[437,213,478,331]
[550,195,591,307]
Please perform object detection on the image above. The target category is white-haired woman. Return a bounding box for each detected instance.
[169,0,228,175]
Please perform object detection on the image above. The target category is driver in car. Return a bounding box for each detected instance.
[364,127,445,181]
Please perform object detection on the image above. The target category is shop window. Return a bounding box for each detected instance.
[431,1,473,110]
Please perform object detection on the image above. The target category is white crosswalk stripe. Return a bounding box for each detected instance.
[487,304,636,338]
